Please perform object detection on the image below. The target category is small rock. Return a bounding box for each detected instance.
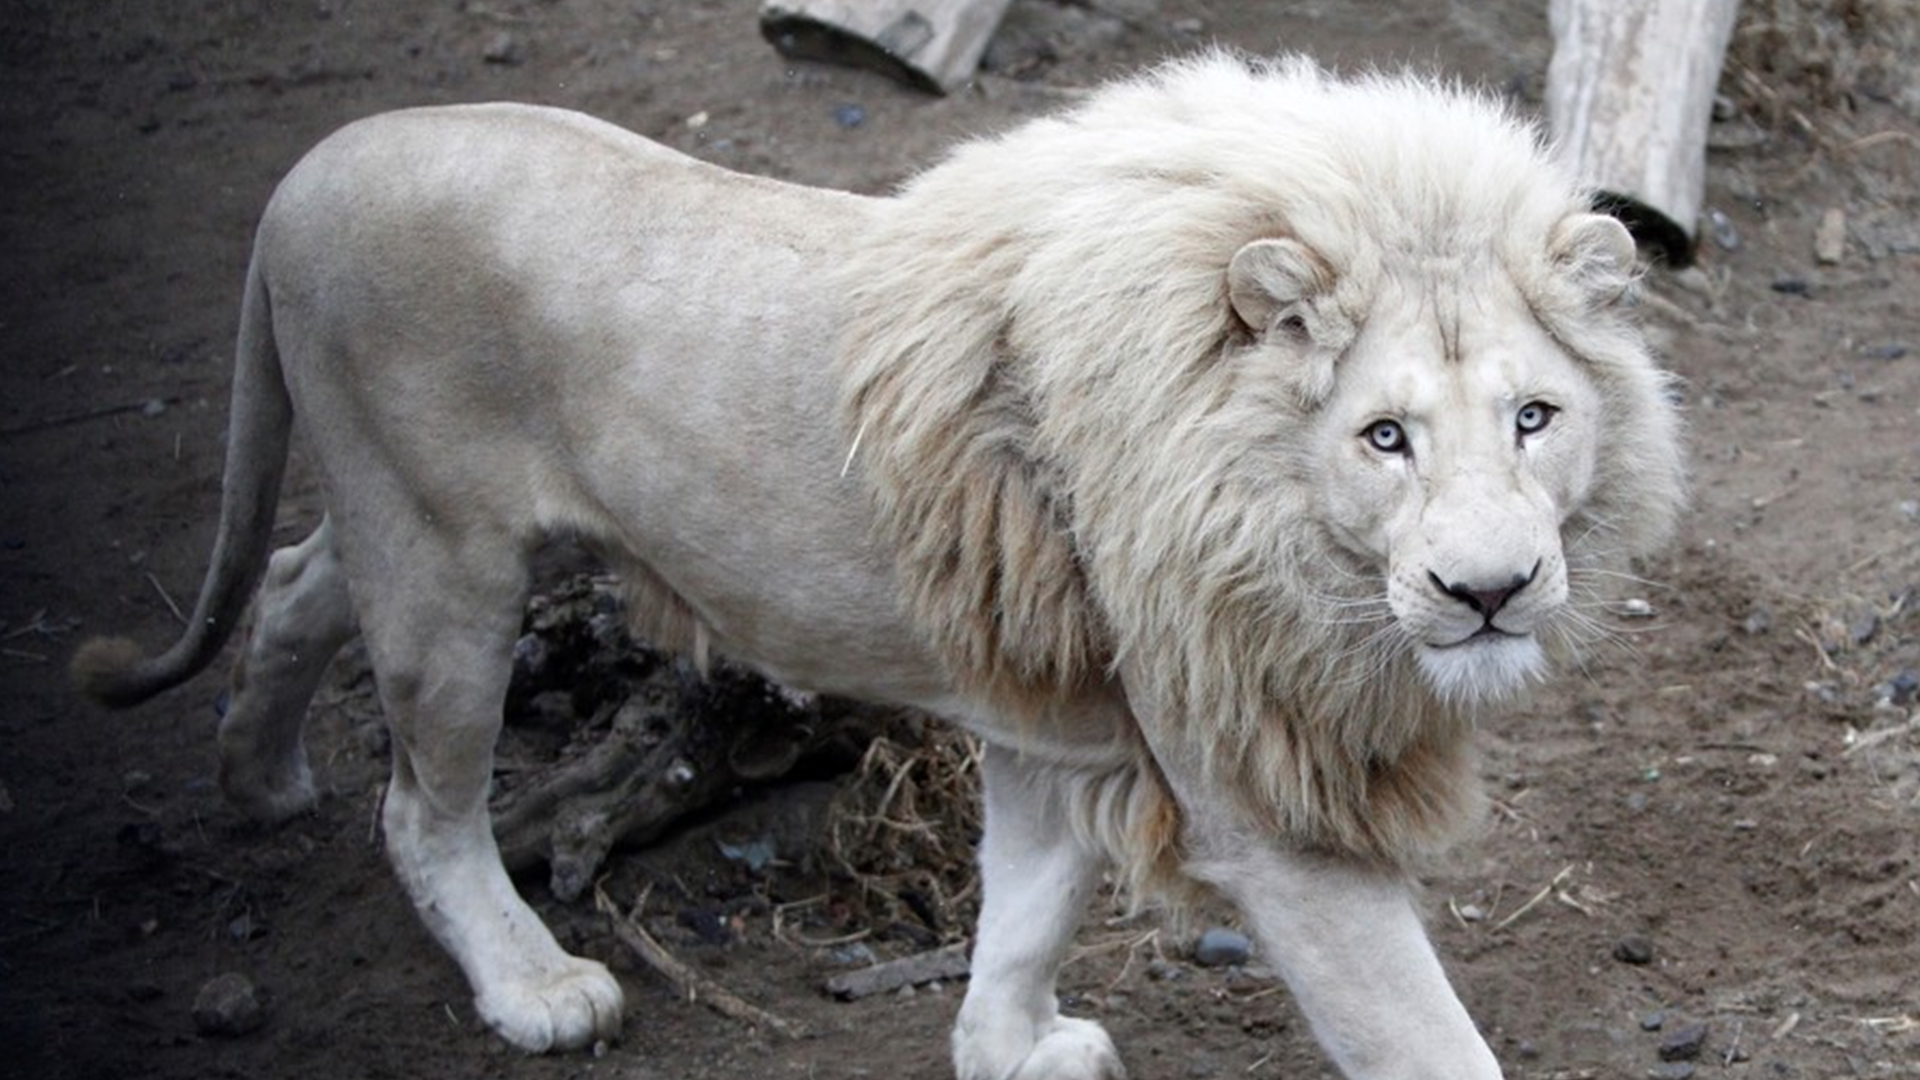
[141,398,168,417]
[1192,927,1252,968]
[1885,670,1918,706]
[1862,343,1908,361]
[1848,611,1879,646]
[482,31,524,65]
[831,103,865,129]
[1658,1020,1709,1061]
[1144,959,1185,982]
[1769,276,1810,296]
[1641,1008,1667,1031]
[1667,266,1713,296]
[510,633,549,682]
[192,972,268,1037]
[1170,16,1206,34]
[1648,1064,1695,1080]
[1455,902,1487,923]
[1619,598,1655,618]
[826,941,876,968]
[1612,935,1655,965]
[1706,209,1739,251]
[1814,207,1847,264]
[1740,606,1773,635]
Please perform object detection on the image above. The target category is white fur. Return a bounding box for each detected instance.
[74,54,1685,1080]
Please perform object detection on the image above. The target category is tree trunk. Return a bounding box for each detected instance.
[1546,0,1741,266]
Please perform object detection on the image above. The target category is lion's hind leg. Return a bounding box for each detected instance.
[345,513,623,1052]
[218,515,357,822]
[953,744,1127,1080]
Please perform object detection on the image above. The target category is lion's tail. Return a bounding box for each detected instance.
[72,247,293,709]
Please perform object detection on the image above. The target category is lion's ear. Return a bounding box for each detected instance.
[1548,212,1637,304]
[1227,237,1332,337]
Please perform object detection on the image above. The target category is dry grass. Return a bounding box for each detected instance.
[824,716,985,942]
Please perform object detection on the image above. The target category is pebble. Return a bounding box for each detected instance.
[1641,1009,1667,1031]
[1740,606,1773,635]
[192,972,268,1037]
[1814,207,1847,264]
[832,103,866,129]
[1769,276,1810,296]
[1883,669,1918,706]
[1648,1064,1695,1080]
[482,31,524,65]
[1706,209,1739,251]
[1619,598,1655,618]
[826,941,875,968]
[1612,935,1655,965]
[1192,927,1252,968]
[1658,1021,1709,1061]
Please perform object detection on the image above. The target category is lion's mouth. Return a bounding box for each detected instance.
[1432,625,1526,650]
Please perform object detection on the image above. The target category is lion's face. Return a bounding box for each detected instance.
[1225,214,1646,709]
[1311,273,1603,704]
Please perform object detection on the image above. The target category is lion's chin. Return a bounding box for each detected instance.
[1415,633,1545,707]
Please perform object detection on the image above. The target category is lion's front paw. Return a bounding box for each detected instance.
[474,955,624,1053]
[957,1015,1126,1080]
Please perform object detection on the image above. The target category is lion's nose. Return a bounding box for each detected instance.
[1429,562,1539,619]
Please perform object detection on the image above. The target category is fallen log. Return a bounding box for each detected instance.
[760,0,1013,94]
[1545,0,1741,266]
[491,575,876,901]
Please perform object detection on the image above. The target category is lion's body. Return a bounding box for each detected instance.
[74,56,1683,1080]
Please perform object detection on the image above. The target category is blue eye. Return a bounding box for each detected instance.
[1364,419,1408,454]
[1516,401,1556,436]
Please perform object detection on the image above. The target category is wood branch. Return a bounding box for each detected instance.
[595,886,809,1039]
[1546,0,1740,266]
[0,396,181,438]
[822,940,970,999]
[760,0,1013,94]
[490,575,870,902]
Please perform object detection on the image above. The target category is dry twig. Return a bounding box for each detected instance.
[1493,865,1575,932]
[595,884,807,1039]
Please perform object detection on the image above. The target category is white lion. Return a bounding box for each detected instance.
[74,54,1684,1079]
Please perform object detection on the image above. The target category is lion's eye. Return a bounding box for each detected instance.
[1515,401,1556,437]
[1363,419,1408,455]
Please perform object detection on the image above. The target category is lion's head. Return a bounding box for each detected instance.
[838,54,1685,872]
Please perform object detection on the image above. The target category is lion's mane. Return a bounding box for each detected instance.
[837,54,1684,897]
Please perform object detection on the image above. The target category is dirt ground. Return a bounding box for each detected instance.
[2,1,1917,1078]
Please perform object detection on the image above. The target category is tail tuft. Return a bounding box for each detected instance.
[70,636,159,708]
